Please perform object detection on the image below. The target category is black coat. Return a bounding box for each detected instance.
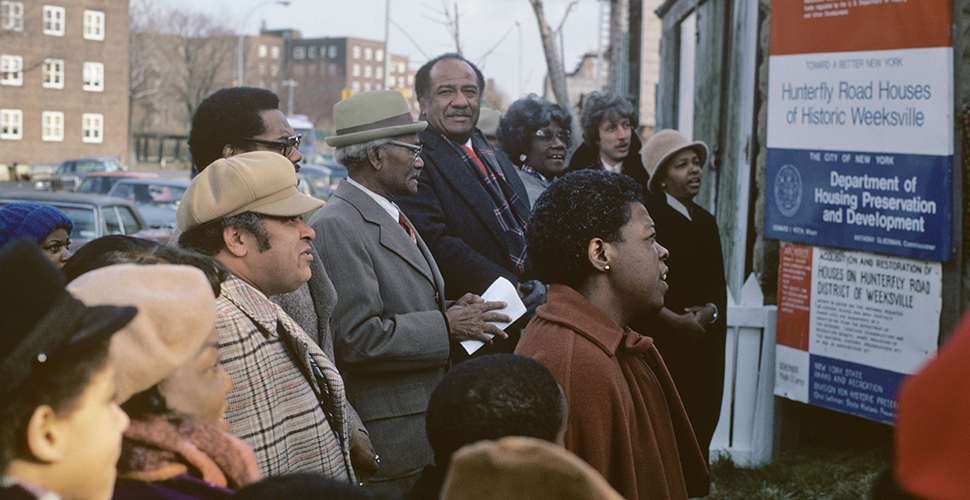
[631,193,728,463]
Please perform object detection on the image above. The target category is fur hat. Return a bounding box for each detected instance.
[326,90,427,147]
[177,151,325,233]
[640,129,708,194]
[0,239,136,403]
[68,264,217,403]
[0,202,74,248]
[441,437,624,500]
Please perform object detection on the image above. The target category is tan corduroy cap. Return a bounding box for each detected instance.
[640,129,708,194]
[68,264,217,403]
[441,437,625,500]
[177,151,325,232]
[326,90,427,148]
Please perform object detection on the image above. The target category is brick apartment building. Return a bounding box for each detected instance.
[0,0,128,167]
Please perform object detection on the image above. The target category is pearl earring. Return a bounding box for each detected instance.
[519,154,528,163]
[604,265,610,271]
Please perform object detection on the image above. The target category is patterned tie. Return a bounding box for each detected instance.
[460,144,488,175]
[399,211,416,244]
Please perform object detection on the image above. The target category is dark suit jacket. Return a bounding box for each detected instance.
[396,126,532,299]
[309,180,447,493]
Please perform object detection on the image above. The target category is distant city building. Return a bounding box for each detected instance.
[0,0,129,167]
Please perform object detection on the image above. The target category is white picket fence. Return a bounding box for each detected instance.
[710,273,778,467]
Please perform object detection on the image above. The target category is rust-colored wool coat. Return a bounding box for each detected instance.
[515,285,709,500]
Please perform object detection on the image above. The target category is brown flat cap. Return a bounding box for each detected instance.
[177,151,325,232]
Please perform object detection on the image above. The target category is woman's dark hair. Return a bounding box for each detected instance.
[0,339,111,471]
[62,235,228,296]
[578,91,639,146]
[496,94,572,166]
[527,170,643,289]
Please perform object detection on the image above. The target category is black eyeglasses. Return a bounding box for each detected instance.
[534,128,570,143]
[241,134,303,157]
[387,140,424,162]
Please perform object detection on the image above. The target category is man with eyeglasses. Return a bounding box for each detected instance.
[395,54,547,363]
[183,86,379,481]
[308,90,511,495]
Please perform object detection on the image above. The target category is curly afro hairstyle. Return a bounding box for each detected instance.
[188,87,281,174]
[496,94,572,166]
[527,170,643,289]
[425,354,565,466]
[578,91,638,146]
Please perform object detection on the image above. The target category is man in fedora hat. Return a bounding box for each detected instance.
[176,151,372,483]
[309,90,511,494]
[0,239,136,500]
[395,54,547,362]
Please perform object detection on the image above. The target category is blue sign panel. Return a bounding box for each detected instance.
[765,148,952,261]
[808,354,908,425]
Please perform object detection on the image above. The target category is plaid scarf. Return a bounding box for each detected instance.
[440,129,530,274]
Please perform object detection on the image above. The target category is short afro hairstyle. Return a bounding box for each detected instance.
[188,87,281,174]
[578,91,638,146]
[415,53,486,106]
[425,354,565,466]
[496,94,572,166]
[527,170,643,289]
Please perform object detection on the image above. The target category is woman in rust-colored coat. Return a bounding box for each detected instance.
[515,170,709,500]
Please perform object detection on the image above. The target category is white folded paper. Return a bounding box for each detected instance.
[459,277,526,355]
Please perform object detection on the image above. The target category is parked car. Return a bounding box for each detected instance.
[77,171,160,195]
[34,157,126,191]
[106,178,189,229]
[0,189,170,249]
[297,163,347,200]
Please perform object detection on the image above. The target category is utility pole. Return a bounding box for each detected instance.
[282,79,297,115]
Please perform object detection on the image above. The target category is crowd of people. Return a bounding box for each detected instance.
[6,50,954,500]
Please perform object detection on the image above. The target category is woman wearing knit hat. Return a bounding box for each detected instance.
[0,202,74,268]
[633,129,727,469]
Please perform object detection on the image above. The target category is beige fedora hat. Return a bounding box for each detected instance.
[640,129,708,194]
[177,151,324,232]
[326,90,427,148]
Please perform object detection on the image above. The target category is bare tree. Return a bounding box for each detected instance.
[528,0,572,108]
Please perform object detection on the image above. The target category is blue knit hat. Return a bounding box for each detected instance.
[0,203,74,249]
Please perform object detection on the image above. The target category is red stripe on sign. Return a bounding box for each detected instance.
[776,242,813,351]
[770,0,952,56]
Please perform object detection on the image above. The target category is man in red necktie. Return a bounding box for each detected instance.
[308,90,510,496]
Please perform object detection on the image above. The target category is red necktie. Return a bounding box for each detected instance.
[460,144,488,175]
[399,212,416,244]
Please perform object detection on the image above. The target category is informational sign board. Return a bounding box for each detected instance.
[774,242,941,424]
[765,0,953,262]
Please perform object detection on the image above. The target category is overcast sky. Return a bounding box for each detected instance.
[159,0,603,100]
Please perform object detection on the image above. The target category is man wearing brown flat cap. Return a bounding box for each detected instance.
[177,151,366,484]
[309,90,510,494]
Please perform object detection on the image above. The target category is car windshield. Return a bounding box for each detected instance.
[55,205,98,241]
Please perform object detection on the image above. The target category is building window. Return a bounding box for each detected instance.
[83,10,104,41]
[351,81,360,93]
[258,44,267,57]
[375,49,384,62]
[270,46,279,59]
[364,47,372,60]
[1,55,22,86]
[42,111,64,141]
[293,46,305,60]
[270,64,278,76]
[42,59,64,89]
[363,82,371,92]
[307,64,316,75]
[329,63,337,76]
[407,74,414,86]
[352,46,360,59]
[320,46,327,59]
[82,113,103,143]
[258,63,266,75]
[83,62,104,91]
[0,109,22,140]
[1,1,24,31]
[352,64,360,77]
[375,66,383,79]
[328,45,337,59]
[397,62,405,73]
[307,46,316,59]
[398,77,404,88]
[363,65,372,78]
[43,5,65,36]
